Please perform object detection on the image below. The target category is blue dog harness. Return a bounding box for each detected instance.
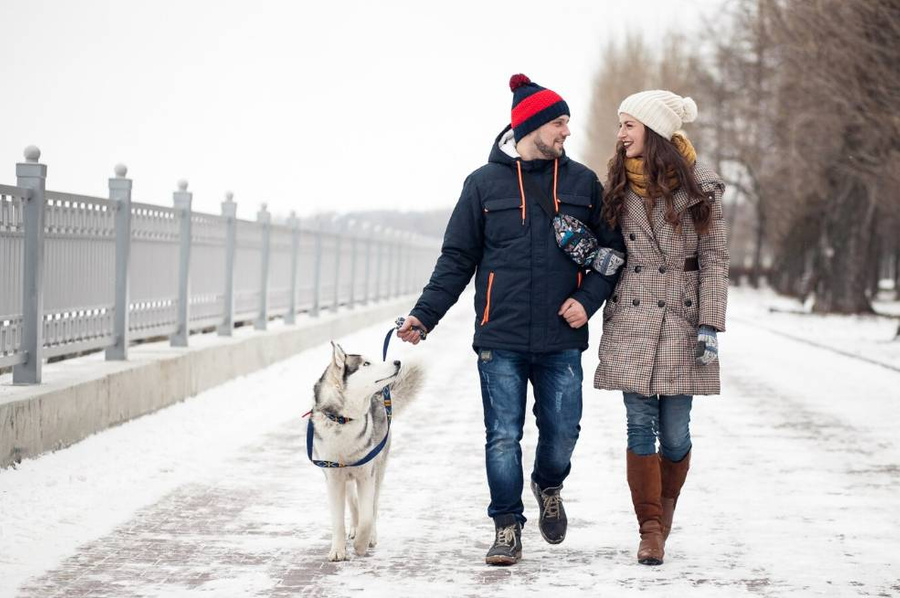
[305,386,392,468]
[305,320,416,469]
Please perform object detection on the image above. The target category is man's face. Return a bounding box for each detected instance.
[532,116,570,159]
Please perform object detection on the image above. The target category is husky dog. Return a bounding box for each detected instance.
[310,342,424,561]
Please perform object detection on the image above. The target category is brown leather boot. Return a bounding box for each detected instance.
[626,450,664,565]
[660,450,691,540]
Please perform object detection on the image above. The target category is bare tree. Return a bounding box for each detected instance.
[585,0,900,317]
[583,36,656,176]
[770,0,900,313]
[584,35,711,182]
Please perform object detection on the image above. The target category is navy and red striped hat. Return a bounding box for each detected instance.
[509,73,570,143]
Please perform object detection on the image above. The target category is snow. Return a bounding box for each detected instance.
[1,287,899,597]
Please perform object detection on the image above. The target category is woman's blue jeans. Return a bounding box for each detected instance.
[477,348,583,525]
[623,392,693,461]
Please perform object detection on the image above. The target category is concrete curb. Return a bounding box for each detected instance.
[0,298,415,468]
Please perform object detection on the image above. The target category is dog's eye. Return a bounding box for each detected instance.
[362,361,370,366]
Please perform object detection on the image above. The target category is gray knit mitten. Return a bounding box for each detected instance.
[695,325,719,365]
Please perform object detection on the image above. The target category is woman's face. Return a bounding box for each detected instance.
[617,113,646,158]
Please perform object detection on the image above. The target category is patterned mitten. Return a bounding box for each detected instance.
[553,213,598,266]
[552,213,625,275]
[695,325,719,365]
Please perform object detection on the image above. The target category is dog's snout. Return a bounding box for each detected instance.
[393,360,401,367]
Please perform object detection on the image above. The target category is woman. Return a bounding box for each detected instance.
[594,90,729,565]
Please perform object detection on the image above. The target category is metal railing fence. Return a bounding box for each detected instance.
[0,146,440,383]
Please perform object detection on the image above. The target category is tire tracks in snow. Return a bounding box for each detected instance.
[729,315,900,375]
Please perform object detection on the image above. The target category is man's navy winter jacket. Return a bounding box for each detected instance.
[410,126,625,353]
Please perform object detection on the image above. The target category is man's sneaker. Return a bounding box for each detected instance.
[485,516,522,566]
[531,480,567,544]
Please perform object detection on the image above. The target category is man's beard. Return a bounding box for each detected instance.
[534,136,563,159]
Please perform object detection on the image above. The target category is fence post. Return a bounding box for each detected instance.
[373,225,383,302]
[333,219,342,311]
[255,203,271,330]
[171,180,192,347]
[348,220,357,308]
[311,217,323,317]
[386,228,396,299]
[362,223,372,305]
[406,235,417,294]
[285,210,299,325]
[402,234,411,295]
[218,191,236,337]
[106,163,132,361]
[391,232,401,298]
[396,232,406,295]
[13,145,47,384]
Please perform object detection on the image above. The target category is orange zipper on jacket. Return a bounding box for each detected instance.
[553,158,560,212]
[577,271,583,289]
[515,161,526,224]
[481,271,495,325]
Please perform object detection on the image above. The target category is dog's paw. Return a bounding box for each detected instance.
[369,530,378,548]
[327,547,347,562]
[353,535,371,557]
[347,526,357,540]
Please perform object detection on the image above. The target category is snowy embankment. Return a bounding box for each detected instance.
[1,287,898,597]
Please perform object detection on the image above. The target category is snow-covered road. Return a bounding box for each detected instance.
[1,288,898,597]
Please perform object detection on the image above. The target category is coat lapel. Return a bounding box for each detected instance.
[653,191,687,267]
[626,190,655,242]
[625,189,665,262]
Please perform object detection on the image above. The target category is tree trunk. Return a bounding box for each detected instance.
[868,211,882,299]
[811,175,876,314]
[749,209,765,288]
[895,247,900,301]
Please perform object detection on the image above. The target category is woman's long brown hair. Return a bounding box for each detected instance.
[601,128,712,235]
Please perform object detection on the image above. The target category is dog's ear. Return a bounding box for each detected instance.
[331,341,347,370]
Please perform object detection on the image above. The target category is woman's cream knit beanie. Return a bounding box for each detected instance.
[618,90,698,140]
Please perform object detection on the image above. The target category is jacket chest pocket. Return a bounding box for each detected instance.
[556,193,592,222]
[483,197,527,242]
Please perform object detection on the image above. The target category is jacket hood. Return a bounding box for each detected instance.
[488,125,569,171]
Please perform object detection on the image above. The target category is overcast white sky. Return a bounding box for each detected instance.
[1,0,723,220]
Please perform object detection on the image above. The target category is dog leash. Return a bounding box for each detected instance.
[305,318,413,469]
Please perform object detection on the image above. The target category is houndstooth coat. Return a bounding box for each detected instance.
[593,160,729,397]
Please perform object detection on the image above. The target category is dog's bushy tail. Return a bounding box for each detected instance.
[387,361,425,416]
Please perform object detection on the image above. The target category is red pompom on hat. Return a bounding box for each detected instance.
[508,73,569,143]
[509,73,531,91]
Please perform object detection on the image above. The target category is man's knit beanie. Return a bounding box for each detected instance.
[617,90,698,140]
[509,74,570,143]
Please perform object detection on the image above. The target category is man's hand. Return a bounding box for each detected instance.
[397,315,427,345]
[558,298,587,329]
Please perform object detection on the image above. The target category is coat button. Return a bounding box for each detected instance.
[658,266,667,274]
[612,294,618,303]
[632,299,640,306]
[685,299,692,307]
[629,233,636,241]
[634,265,642,273]
[658,300,665,308]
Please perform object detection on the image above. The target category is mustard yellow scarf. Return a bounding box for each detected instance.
[624,133,697,198]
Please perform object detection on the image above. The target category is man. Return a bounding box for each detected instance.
[397,74,624,565]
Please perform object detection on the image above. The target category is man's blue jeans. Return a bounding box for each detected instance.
[477,348,583,525]
[623,392,693,461]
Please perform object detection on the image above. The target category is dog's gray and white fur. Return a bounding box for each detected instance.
[311,341,424,561]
